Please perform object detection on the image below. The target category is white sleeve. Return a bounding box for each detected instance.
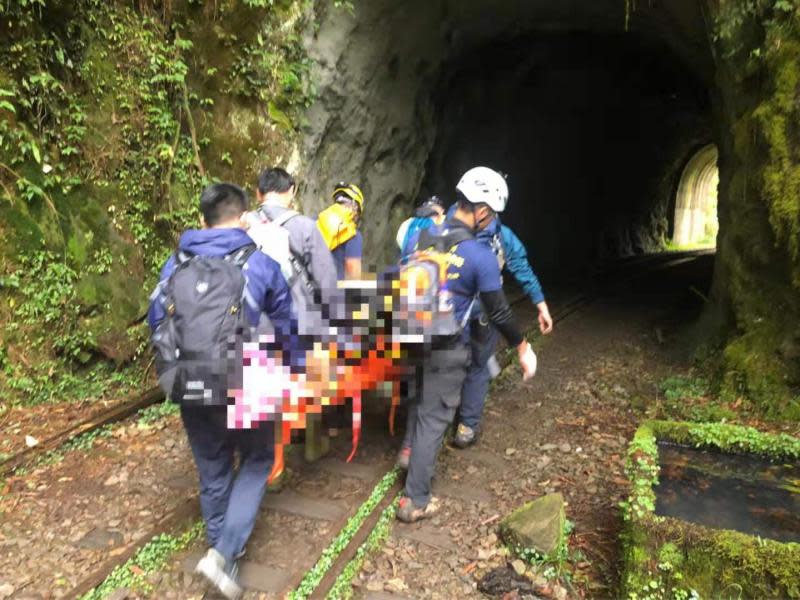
[396,218,411,250]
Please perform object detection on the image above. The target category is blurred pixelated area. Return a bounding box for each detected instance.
[224,272,447,481]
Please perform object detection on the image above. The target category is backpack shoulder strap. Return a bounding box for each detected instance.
[443,228,474,248]
[417,226,473,253]
[272,209,299,227]
[226,243,258,268]
[416,226,438,252]
[175,249,194,265]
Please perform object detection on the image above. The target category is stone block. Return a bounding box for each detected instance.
[499,493,565,556]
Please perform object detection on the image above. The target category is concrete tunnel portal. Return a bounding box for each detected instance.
[303,1,718,281]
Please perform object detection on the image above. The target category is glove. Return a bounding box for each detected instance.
[519,343,537,381]
[487,354,501,379]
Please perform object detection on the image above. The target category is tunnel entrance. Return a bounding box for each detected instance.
[421,31,713,275]
[671,144,719,249]
[304,0,718,278]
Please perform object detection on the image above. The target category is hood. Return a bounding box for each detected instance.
[257,204,291,221]
[177,228,254,257]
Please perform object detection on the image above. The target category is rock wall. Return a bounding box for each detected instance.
[704,1,800,417]
[303,0,800,415]
[3,0,798,417]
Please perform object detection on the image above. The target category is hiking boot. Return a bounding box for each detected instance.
[453,423,478,448]
[396,496,440,523]
[396,445,411,470]
[195,548,243,600]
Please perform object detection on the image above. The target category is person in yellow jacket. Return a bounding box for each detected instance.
[317,182,364,279]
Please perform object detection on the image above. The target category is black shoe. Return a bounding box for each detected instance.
[453,423,478,448]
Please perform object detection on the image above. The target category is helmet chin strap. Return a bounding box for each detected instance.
[471,203,491,232]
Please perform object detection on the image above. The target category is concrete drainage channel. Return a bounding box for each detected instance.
[61,250,709,599]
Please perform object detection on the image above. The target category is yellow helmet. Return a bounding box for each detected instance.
[332,182,365,212]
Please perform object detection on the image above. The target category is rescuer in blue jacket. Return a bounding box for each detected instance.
[395,195,446,257]
[453,214,553,448]
[395,186,553,467]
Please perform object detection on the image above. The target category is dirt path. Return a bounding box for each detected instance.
[0,413,196,598]
[348,261,710,599]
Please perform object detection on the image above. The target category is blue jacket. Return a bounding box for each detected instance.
[399,216,435,256]
[147,228,294,334]
[438,205,545,305]
[476,219,545,305]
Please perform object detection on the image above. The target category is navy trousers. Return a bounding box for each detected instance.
[459,322,499,430]
[180,405,273,563]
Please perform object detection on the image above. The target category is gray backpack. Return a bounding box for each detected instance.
[151,244,256,405]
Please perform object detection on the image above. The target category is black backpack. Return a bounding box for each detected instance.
[151,244,257,405]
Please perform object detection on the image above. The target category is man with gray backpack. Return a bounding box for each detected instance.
[246,167,338,335]
[148,183,294,599]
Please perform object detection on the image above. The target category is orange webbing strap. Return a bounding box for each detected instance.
[267,420,292,484]
[389,379,400,435]
[347,391,361,463]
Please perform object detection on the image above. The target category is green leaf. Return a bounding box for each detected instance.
[0,89,14,97]
[268,101,294,133]
[30,142,41,164]
[0,101,15,114]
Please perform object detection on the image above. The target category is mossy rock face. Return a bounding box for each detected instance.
[0,0,311,400]
[499,493,565,557]
[707,3,800,418]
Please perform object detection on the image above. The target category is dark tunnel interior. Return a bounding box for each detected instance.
[421,31,713,279]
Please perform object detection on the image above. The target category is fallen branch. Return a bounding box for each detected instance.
[480,514,501,527]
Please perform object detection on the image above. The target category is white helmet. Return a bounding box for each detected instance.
[456,167,508,213]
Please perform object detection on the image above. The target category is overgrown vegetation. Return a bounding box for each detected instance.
[653,375,741,423]
[290,468,400,599]
[0,0,316,406]
[326,495,401,600]
[136,399,179,425]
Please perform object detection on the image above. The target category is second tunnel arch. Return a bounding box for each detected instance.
[671,144,719,249]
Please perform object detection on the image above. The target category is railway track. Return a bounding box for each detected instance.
[3,249,713,599]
